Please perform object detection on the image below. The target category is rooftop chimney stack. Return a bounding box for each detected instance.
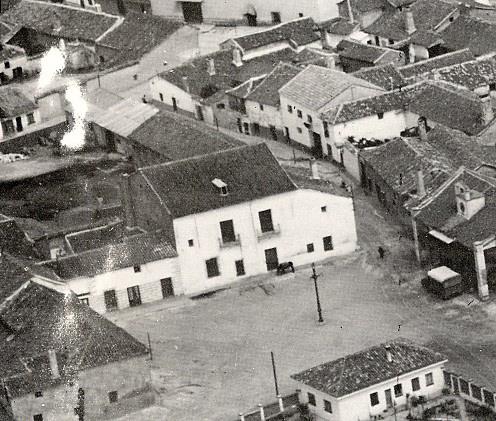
[417,117,427,141]
[182,76,190,93]
[48,349,60,379]
[326,55,336,70]
[416,169,426,198]
[404,7,416,35]
[385,345,392,363]
[232,48,243,67]
[207,58,216,76]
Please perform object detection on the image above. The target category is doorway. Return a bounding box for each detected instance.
[172,97,178,112]
[196,105,204,121]
[312,132,322,158]
[127,285,142,307]
[105,129,116,151]
[12,67,22,79]
[182,1,203,23]
[385,389,393,408]
[246,13,257,26]
[269,125,277,141]
[15,116,23,132]
[265,248,279,271]
[104,290,118,311]
[161,278,174,298]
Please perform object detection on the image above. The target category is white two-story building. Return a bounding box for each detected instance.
[121,143,358,295]
[292,338,448,421]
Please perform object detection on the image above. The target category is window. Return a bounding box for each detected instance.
[99,55,105,64]
[159,93,164,102]
[324,399,332,413]
[27,113,35,125]
[33,415,43,421]
[235,259,245,276]
[323,236,333,251]
[161,277,174,297]
[220,219,236,243]
[4,61,10,69]
[307,243,314,253]
[206,258,220,278]
[260,103,264,111]
[307,115,312,123]
[321,206,327,212]
[253,123,260,136]
[287,104,293,113]
[425,372,434,386]
[259,209,274,233]
[133,265,141,273]
[35,391,43,398]
[297,109,302,118]
[104,290,118,311]
[127,285,142,307]
[411,377,420,391]
[271,11,281,24]
[449,16,454,22]
[484,389,495,407]
[370,392,379,406]
[388,38,394,45]
[188,239,194,247]
[323,121,329,137]
[297,127,302,133]
[459,202,465,214]
[378,112,384,119]
[80,298,89,305]
[307,392,316,406]
[490,83,496,91]
[471,384,482,401]
[108,391,118,403]
[459,378,469,395]
[394,383,403,397]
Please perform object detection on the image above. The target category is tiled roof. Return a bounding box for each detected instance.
[322,84,421,124]
[0,215,40,259]
[321,17,359,36]
[41,231,177,279]
[0,44,25,62]
[0,281,148,397]
[279,64,382,112]
[128,108,243,161]
[409,81,490,135]
[386,0,416,7]
[439,15,496,56]
[291,338,447,398]
[0,86,37,117]
[398,49,475,80]
[364,0,458,41]
[338,0,386,13]
[0,254,38,304]
[97,11,181,63]
[289,48,336,68]
[246,62,302,107]
[230,17,319,51]
[415,168,496,247]
[337,39,402,64]
[139,143,297,219]
[0,0,120,43]
[353,64,406,90]
[435,56,496,90]
[226,75,266,99]
[409,30,444,48]
[158,47,299,100]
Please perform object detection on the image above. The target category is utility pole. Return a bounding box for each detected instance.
[310,263,324,323]
[270,351,279,396]
[147,332,153,361]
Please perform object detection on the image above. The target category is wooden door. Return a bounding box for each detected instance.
[104,290,118,311]
[265,248,278,271]
[161,278,174,298]
[385,389,393,408]
[127,285,142,307]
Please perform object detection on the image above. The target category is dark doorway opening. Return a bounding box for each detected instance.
[312,131,322,158]
[265,248,279,271]
[161,278,174,298]
[246,13,257,26]
[127,285,142,307]
[182,2,203,23]
[15,116,23,132]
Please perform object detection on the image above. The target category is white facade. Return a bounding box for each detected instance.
[245,100,283,131]
[66,257,182,313]
[150,0,340,24]
[296,362,446,421]
[0,109,41,141]
[0,53,27,81]
[173,189,357,295]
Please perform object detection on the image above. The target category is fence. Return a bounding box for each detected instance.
[444,370,496,412]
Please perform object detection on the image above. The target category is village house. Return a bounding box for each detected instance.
[0,86,40,141]
[336,39,405,72]
[320,17,362,49]
[291,338,448,421]
[279,64,385,158]
[412,167,496,301]
[120,143,357,295]
[220,17,321,61]
[353,63,406,90]
[363,0,460,62]
[0,254,154,420]
[39,229,182,313]
[149,0,340,25]
[0,44,27,84]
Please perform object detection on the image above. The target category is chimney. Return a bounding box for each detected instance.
[385,345,392,363]
[232,48,243,67]
[48,349,60,379]
[404,7,416,35]
[463,190,471,201]
[416,169,426,198]
[346,0,355,24]
[207,58,216,76]
[326,55,336,70]
[480,94,494,126]
[182,76,190,94]
[310,158,320,179]
[417,117,427,141]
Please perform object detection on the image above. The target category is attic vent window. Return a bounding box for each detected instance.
[212,178,229,196]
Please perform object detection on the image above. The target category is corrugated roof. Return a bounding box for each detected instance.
[92,98,159,138]
[291,338,447,398]
[279,64,382,112]
[139,143,297,218]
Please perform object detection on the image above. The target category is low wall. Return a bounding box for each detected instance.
[0,122,66,153]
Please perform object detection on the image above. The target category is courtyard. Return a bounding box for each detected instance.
[109,136,496,421]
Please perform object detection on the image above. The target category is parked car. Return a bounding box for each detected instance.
[421,266,463,300]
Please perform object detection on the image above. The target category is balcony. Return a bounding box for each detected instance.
[257,224,281,240]
[219,234,241,248]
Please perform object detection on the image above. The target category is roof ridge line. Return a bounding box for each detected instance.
[25,0,119,18]
[233,16,313,40]
[399,48,471,71]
